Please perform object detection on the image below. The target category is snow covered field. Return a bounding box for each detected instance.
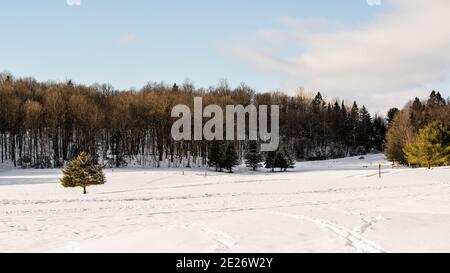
[1,154,450,253]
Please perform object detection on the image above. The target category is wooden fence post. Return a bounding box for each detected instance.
[379,163,382,179]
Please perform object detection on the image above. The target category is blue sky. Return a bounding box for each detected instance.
[2,1,448,113]
[0,1,381,88]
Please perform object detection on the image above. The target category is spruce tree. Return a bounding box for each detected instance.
[386,108,399,126]
[349,102,360,148]
[61,152,106,194]
[283,146,296,171]
[404,121,450,169]
[265,146,295,172]
[275,145,295,172]
[372,114,387,151]
[358,105,373,152]
[274,149,287,172]
[224,143,239,173]
[427,91,446,106]
[208,140,225,172]
[245,142,263,171]
[265,151,276,172]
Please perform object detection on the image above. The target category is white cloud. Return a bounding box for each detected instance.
[225,0,450,113]
[66,0,81,6]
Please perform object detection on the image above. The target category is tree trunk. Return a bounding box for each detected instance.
[83,184,87,194]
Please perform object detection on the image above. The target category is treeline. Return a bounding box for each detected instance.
[0,72,386,169]
[386,91,450,167]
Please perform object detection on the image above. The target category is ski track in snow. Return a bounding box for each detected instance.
[201,228,236,251]
[354,215,383,235]
[271,212,388,253]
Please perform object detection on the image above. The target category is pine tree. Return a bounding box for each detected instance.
[274,149,287,172]
[274,145,295,172]
[427,91,446,107]
[245,142,263,171]
[265,145,295,172]
[208,140,225,172]
[358,105,373,151]
[387,108,399,126]
[404,121,450,169]
[372,114,386,151]
[312,92,325,109]
[61,152,106,194]
[223,143,239,173]
[349,102,360,148]
[340,101,350,150]
[283,146,296,170]
[265,151,276,172]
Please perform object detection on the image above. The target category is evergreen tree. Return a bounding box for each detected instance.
[372,114,386,151]
[265,151,276,172]
[387,108,399,126]
[404,121,450,169]
[265,145,295,172]
[358,105,373,151]
[224,143,239,173]
[276,146,295,172]
[284,146,296,170]
[436,92,446,106]
[312,92,325,109]
[208,140,225,172]
[61,152,106,194]
[274,150,286,172]
[244,142,263,171]
[427,91,446,107]
[340,101,350,149]
[172,83,179,92]
[349,102,360,148]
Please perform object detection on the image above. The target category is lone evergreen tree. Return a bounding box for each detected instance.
[61,152,106,194]
[245,142,263,171]
[224,143,239,173]
[404,121,450,169]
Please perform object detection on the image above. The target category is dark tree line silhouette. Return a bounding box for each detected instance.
[0,72,386,169]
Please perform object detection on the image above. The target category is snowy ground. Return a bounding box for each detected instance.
[1,154,450,253]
